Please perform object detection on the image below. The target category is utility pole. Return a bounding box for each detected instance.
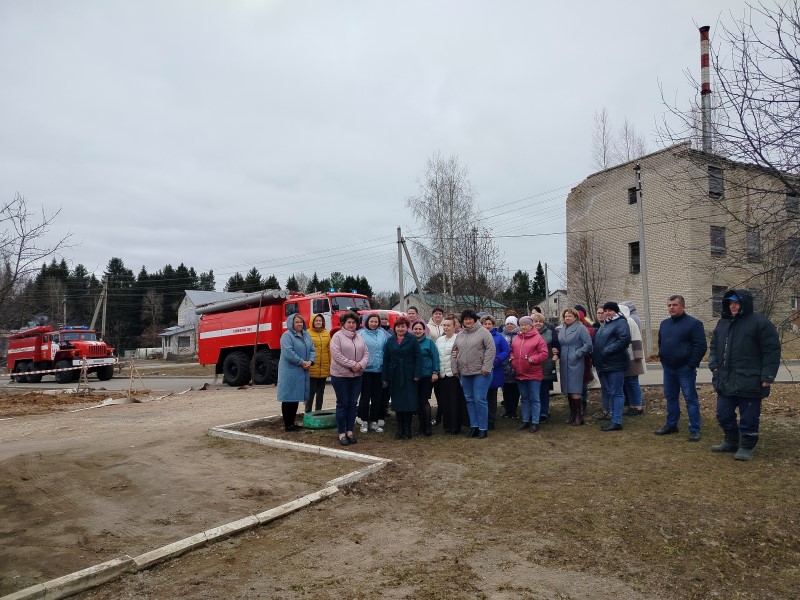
[634,163,653,357]
[397,227,405,311]
[90,276,108,332]
[543,263,551,319]
[62,296,67,327]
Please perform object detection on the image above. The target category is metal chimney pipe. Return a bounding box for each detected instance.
[700,25,712,153]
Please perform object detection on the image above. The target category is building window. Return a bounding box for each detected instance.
[787,192,799,214]
[712,285,727,317]
[708,166,724,198]
[628,187,637,205]
[629,242,640,274]
[746,228,761,262]
[792,295,799,310]
[710,225,726,257]
[177,336,190,349]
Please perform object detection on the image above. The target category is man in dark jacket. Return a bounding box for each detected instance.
[708,290,780,461]
[656,295,707,441]
[592,301,631,431]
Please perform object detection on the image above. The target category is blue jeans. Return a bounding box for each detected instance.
[517,379,542,425]
[598,370,625,425]
[716,393,761,448]
[460,373,491,431]
[663,365,701,432]
[624,376,642,408]
[331,376,362,434]
[539,384,551,419]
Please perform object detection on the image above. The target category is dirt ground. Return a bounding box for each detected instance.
[2,383,799,600]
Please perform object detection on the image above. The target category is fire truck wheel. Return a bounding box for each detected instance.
[303,409,337,430]
[96,365,114,381]
[14,363,30,384]
[253,351,278,385]
[72,369,81,382]
[54,360,74,384]
[27,363,42,384]
[223,351,251,387]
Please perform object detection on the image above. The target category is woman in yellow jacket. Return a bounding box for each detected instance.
[305,313,331,413]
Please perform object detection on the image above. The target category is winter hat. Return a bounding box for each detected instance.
[505,316,518,326]
[519,316,535,327]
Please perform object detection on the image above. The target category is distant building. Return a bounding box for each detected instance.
[159,290,244,359]
[566,141,799,340]
[545,289,568,321]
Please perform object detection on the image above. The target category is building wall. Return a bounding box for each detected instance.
[567,142,796,345]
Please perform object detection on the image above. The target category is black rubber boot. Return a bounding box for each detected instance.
[711,431,740,453]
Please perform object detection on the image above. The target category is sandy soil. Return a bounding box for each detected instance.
[2,384,799,599]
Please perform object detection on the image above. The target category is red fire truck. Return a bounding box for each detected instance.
[197,289,372,387]
[7,325,116,383]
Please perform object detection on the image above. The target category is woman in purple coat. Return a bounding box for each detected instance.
[482,315,510,430]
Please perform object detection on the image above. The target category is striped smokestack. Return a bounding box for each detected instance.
[700,25,712,153]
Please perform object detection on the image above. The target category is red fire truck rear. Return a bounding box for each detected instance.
[7,325,116,383]
[197,289,371,387]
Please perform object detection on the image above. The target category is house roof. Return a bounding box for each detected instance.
[184,290,245,307]
[159,324,195,337]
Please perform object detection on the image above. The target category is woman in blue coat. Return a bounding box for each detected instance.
[482,315,510,430]
[411,319,440,436]
[277,314,315,432]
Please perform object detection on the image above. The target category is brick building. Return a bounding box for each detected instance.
[566,141,799,345]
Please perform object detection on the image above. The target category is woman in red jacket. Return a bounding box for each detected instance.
[510,316,550,432]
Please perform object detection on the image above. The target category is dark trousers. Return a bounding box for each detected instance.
[281,402,299,430]
[438,375,463,433]
[487,387,499,426]
[502,382,520,417]
[305,377,326,413]
[416,376,433,434]
[331,375,361,434]
[540,383,552,419]
[716,393,762,448]
[358,371,383,423]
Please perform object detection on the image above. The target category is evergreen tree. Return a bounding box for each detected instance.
[264,274,280,290]
[198,270,215,291]
[531,262,547,306]
[329,271,345,292]
[307,272,321,293]
[503,270,532,314]
[225,272,246,292]
[244,267,264,292]
[357,276,374,299]
[285,275,299,291]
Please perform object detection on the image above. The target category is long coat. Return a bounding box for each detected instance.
[558,322,593,394]
[277,315,316,403]
[382,334,422,412]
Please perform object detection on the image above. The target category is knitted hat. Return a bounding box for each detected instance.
[519,316,535,327]
[505,316,518,326]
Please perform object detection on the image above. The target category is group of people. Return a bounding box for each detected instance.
[275,289,780,460]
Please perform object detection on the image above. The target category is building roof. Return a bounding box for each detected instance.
[184,290,245,307]
[159,324,195,337]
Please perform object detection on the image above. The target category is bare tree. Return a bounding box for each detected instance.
[616,118,648,162]
[0,193,71,328]
[592,108,616,170]
[568,233,610,316]
[406,151,476,299]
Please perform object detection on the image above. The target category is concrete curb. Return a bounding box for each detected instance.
[2,416,390,600]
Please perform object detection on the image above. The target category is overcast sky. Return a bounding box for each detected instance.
[0,0,749,296]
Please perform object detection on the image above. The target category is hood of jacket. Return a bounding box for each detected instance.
[721,289,754,319]
[286,313,307,333]
[361,311,382,330]
[619,305,631,319]
[310,313,326,332]
[620,300,638,315]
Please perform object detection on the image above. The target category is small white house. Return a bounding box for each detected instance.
[159,290,244,359]
[546,289,568,320]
